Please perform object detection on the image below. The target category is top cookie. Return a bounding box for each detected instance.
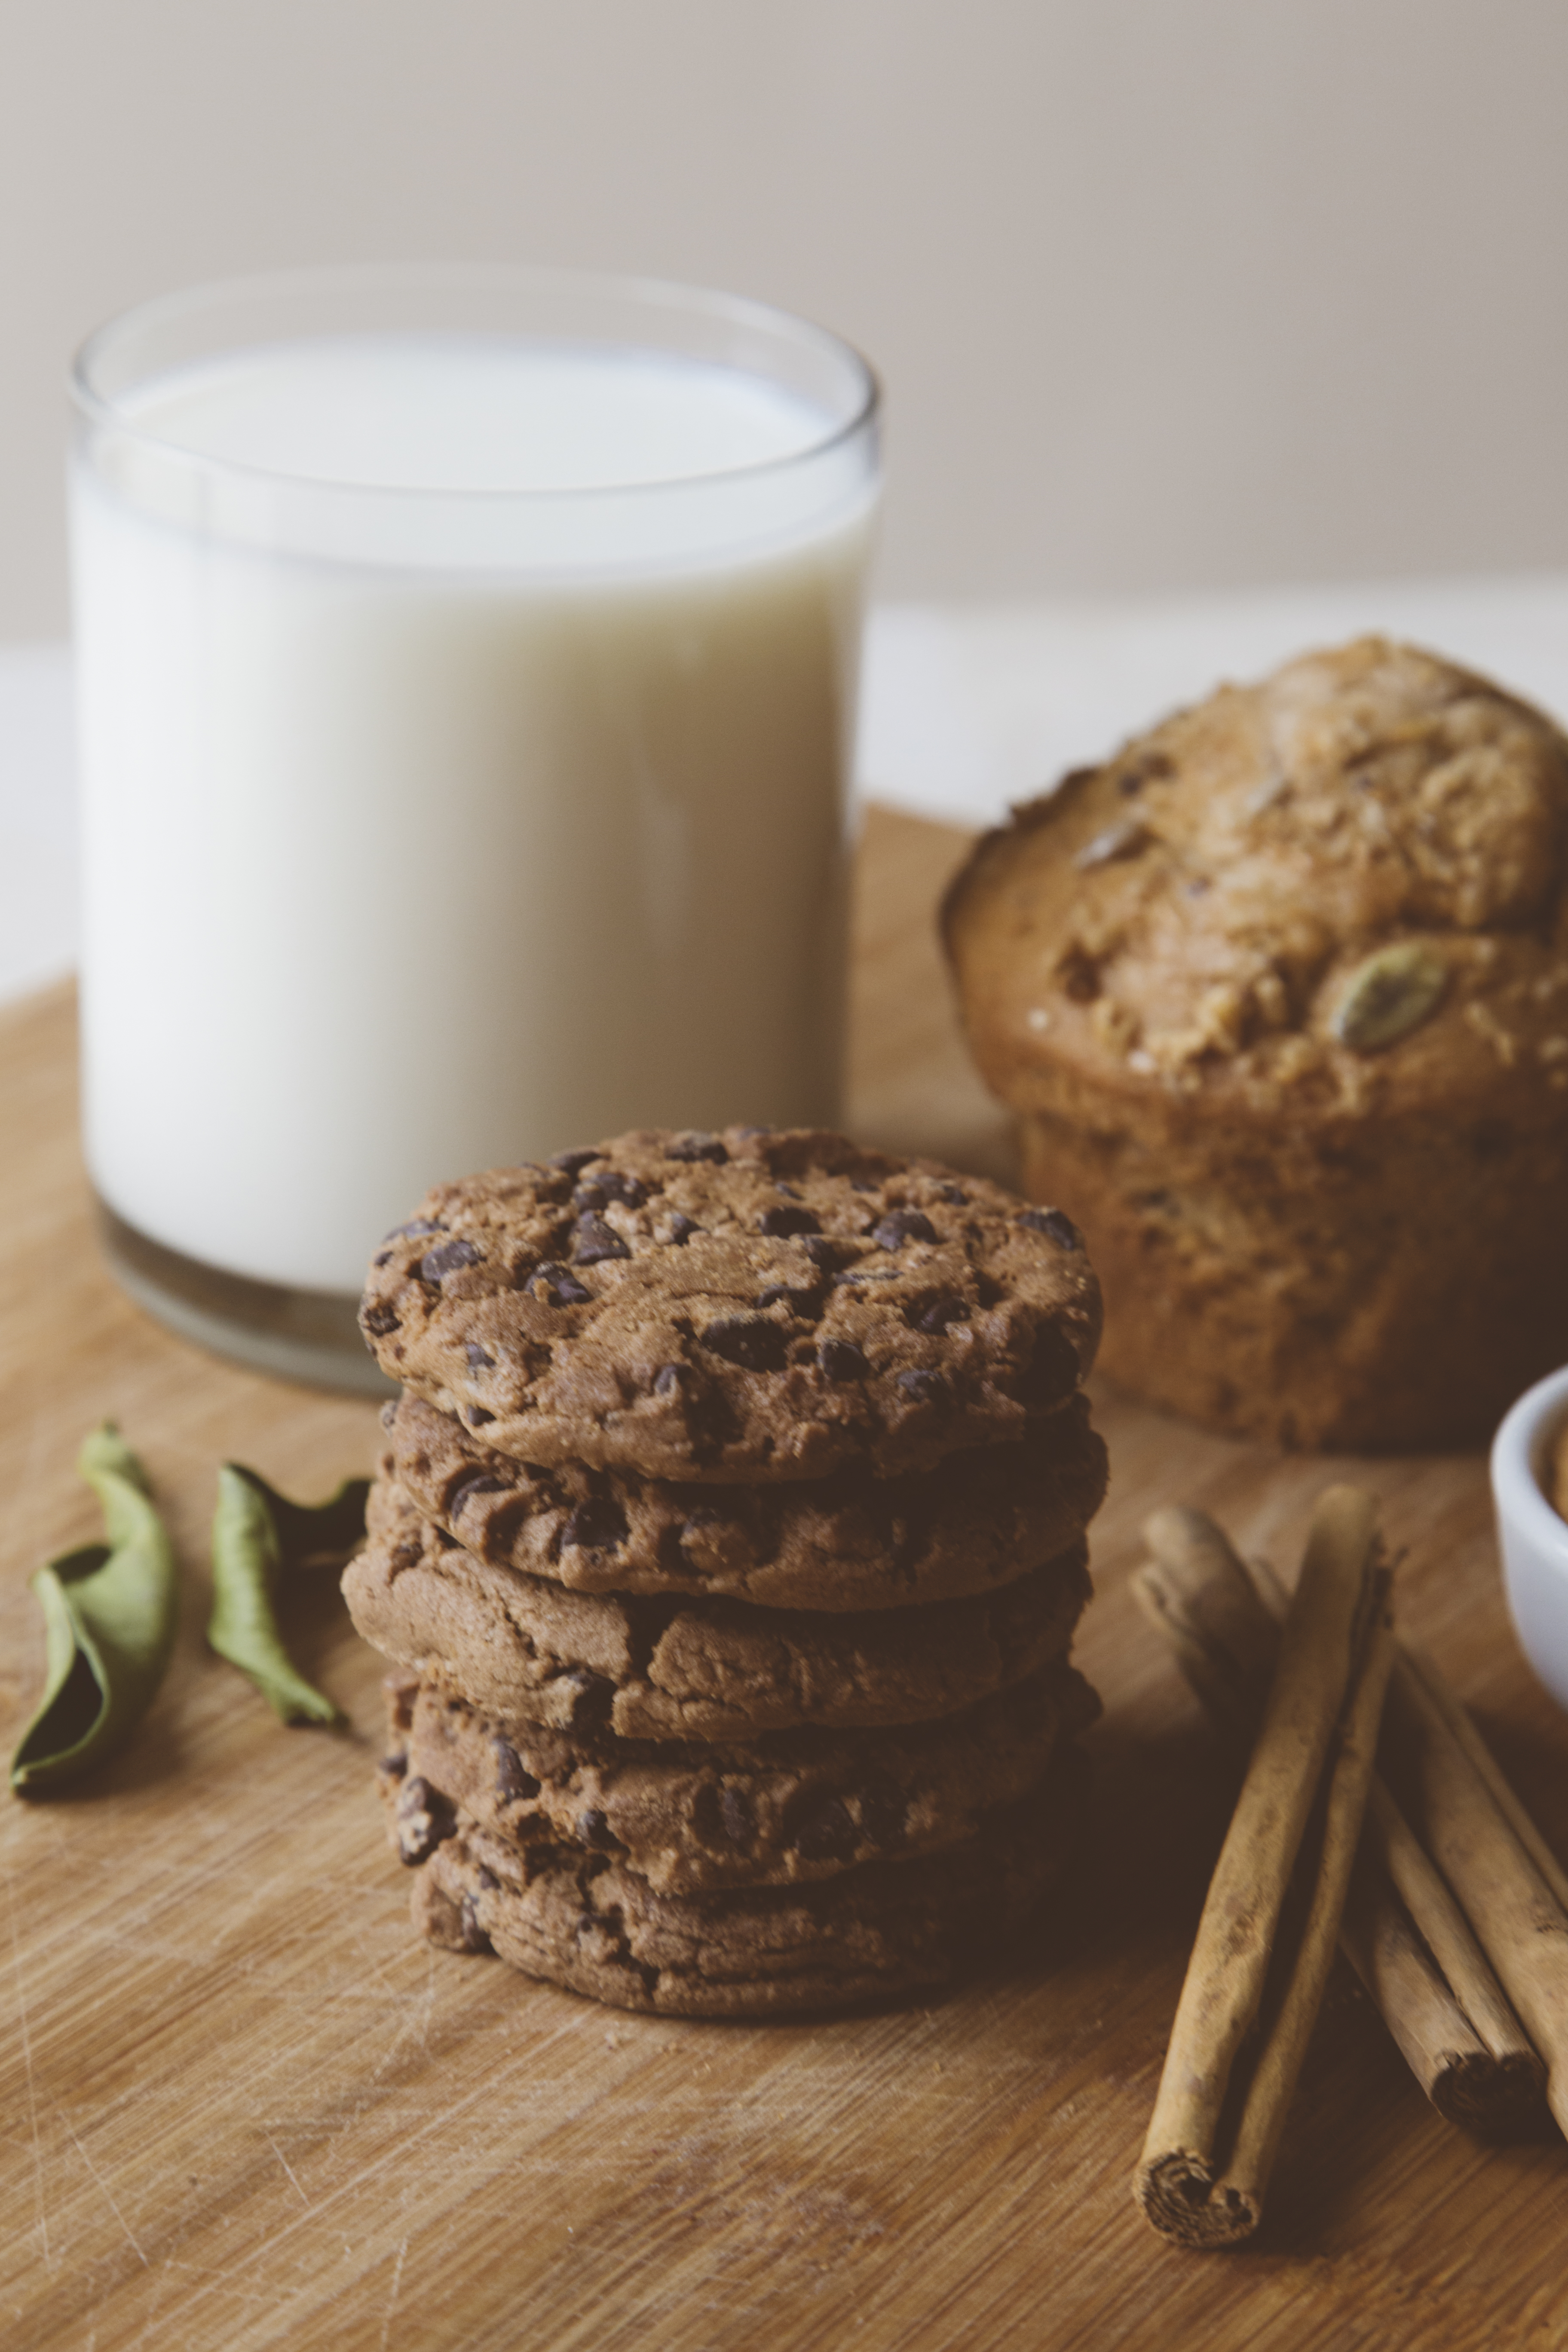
[360,1127,1101,1484]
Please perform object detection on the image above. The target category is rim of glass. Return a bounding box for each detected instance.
[70,261,882,506]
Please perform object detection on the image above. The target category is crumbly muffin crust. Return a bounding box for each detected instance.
[945,637,1568,1126]
[380,1387,1106,1613]
[359,1127,1101,1483]
[943,638,1568,1448]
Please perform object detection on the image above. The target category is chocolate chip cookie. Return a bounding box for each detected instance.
[381,1661,1099,1893]
[359,1127,1101,1483]
[343,1475,1092,1741]
[401,1752,1089,2016]
[381,1387,1106,1613]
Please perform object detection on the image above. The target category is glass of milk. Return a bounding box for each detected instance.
[69,266,879,1391]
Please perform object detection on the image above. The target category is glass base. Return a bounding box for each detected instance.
[96,1196,396,1398]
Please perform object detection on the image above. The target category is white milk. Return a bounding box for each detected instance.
[72,336,876,1295]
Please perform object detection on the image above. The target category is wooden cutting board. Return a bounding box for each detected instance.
[3,807,1565,2352]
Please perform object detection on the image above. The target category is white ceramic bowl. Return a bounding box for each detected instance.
[1492,1363,1568,1714]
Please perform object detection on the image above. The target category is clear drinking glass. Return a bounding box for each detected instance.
[69,265,880,1392]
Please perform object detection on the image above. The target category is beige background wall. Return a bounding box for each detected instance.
[4,0,1568,639]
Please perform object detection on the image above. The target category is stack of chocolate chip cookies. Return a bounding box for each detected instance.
[349,1126,1108,2017]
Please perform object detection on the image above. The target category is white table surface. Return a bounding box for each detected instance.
[9,571,1568,1010]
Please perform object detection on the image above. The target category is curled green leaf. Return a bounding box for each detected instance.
[208,1466,370,1726]
[10,1423,180,1798]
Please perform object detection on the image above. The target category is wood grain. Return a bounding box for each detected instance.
[3,807,1565,2351]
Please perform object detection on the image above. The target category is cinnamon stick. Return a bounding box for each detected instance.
[1381,1657,1568,2142]
[1401,1645,1568,1918]
[1219,1606,1396,2205]
[1135,1507,1544,2139]
[1135,1486,1389,2247]
[1337,1844,1540,2138]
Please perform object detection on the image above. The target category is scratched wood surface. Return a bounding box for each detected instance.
[3,807,1567,2352]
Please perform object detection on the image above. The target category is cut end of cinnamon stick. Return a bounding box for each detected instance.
[1429,2049,1551,2143]
[1135,2151,1259,2249]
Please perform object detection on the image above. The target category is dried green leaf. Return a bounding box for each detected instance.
[1332,942,1448,1053]
[208,1466,370,1725]
[9,1424,179,1797]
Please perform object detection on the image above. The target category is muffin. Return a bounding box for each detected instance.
[941,637,1568,1450]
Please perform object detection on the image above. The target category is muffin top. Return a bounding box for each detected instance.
[943,637,1568,1125]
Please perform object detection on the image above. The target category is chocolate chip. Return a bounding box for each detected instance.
[361,1304,399,1337]
[801,1235,842,1269]
[563,1671,616,1731]
[477,1864,500,1890]
[372,1250,393,1268]
[666,1213,701,1246]
[760,1204,821,1237]
[1058,946,1100,1003]
[420,1237,480,1282]
[1019,1207,1082,1251]
[913,1292,967,1334]
[794,1797,859,1862]
[1019,1320,1080,1408]
[379,1749,408,1782]
[665,1132,729,1163]
[577,1808,620,1851]
[529,1262,592,1305]
[574,1171,647,1212]
[385,1217,443,1240]
[379,1400,398,1430]
[551,1148,603,1174]
[720,1787,753,1844]
[940,1184,969,1205]
[872,1210,937,1250]
[818,1338,869,1382]
[756,1283,822,1317]
[897,1368,948,1406]
[654,1364,683,1396]
[434,1526,462,1550]
[457,1894,493,1954]
[395,1776,456,1865]
[857,1772,907,1849]
[694,1781,755,1847]
[493,1738,540,1802]
[699,1315,789,1372]
[562,1492,629,1553]
[573,1213,630,1265]
[451,1473,509,1516]
[466,1341,495,1368]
